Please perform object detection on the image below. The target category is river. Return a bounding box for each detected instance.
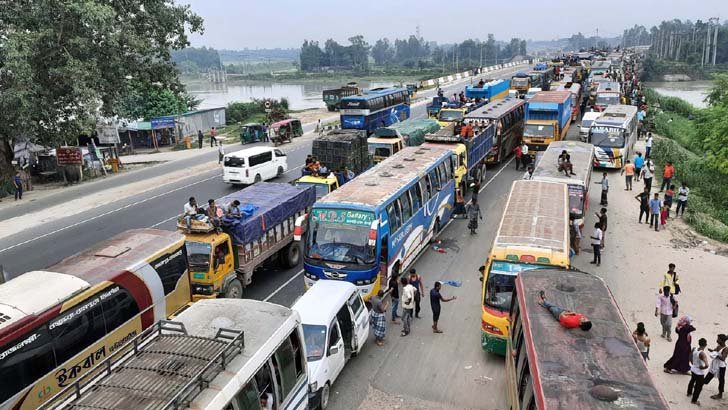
[186,80,399,110]
[644,80,712,108]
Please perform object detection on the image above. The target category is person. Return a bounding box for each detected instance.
[387,274,400,324]
[633,322,651,361]
[523,165,534,180]
[664,184,675,218]
[621,159,635,190]
[430,281,456,333]
[315,119,321,133]
[305,155,313,167]
[660,201,669,227]
[676,182,689,217]
[197,130,203,149]
[226,200,242,218]
[660,161,675,192]
[478,265,485,282]
[513,144,523,170]
[589,222,603,266]
[369,290,388,346]
[13,171,23,200]
[183,197,199,232]
[520,143,530,168]
[636,187,651,223]
[649,193,661,232]
[344,167,355,182]
[453,188,466,218]
[259,394,270,410]
[318,163,329,176]
[645,133,653,158]
[704,334,728,400]
[466,198,483,234]
[538,291,592,331]
[210,127,218,147]
[207,199,221,230]
[595,208,607,248]
[687,338,710,405]
[634,152,645,181]
[655,286,675,342]
[217,144,225,164]
[570,218,582,255]
[471,179,481,204]
[333,169,345,187]
[595,172,608,206]
[408,269,424,319]
[400,276,416,337]
[660,263,681,295]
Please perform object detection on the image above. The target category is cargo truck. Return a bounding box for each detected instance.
[323,83,361,111]
[370,118,441,163]
[510,72,532,97]
[423,121,495,192]
[436,100,487,127]
[179,182,315,300]
[464,79,511,102]
[523,91,573,154]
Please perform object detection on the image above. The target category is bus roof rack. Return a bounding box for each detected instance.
[40,320,244,410]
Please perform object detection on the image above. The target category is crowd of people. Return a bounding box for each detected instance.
[301,155,356,186]
[182,196,242,233]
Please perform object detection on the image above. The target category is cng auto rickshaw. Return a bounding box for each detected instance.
[240,123,267,144]
[270,119,303,146]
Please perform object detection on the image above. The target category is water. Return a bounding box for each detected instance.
[186,80,398,110]
[645,80,712,108]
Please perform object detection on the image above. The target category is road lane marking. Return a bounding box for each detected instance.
[263,269,304,302]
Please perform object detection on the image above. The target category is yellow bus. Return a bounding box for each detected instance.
[0,229,191,410]
[480,180,569,355]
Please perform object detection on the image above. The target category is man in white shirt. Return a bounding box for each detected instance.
[400,276,417,337]
[645,133,653,158]
[589,222,603,267]
[523,165,534,180]
[183,197,198,232]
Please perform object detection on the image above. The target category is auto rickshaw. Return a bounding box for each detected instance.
[240,123,267,144]
[270,119,303,146]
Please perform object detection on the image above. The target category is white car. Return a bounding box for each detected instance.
[222,146,287,185]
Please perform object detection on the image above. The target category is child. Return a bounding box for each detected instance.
[660,202,668,227]
[664,184,675,218]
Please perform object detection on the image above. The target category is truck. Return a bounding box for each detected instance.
[522,91,573,154]
[179,182,316,300]
[436,100,487,127]
[510,72,532,97]
[422,121,495,192]
[369,118,440,163]
[464,79,510,102]
[426,95,450,118]
[322,83,361,111]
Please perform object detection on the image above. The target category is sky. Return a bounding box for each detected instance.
[179,0,724,49]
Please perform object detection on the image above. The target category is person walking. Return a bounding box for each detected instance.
[645,133,653,158]
[641,161,654,192]
[634,152,645,181]
[655,286,675,342]
[430,281,456,333]
[368,290,389,346]
[594,208,607,248]
[408,269,425,319]
[13,171,23,200]
[687,338,710,405]
[660,263,681,296]
[633,322,651,361]
[676,182,689,217]
[649,193,661,231]
[210,127,218,147]
[197,130,203,149]
[704,334,728,400]
[621,160,635,190]
[596,172,609,206]
[570,217,582,255]
[660,161,675,192]
[218,144,225,164]
[400,277,416,337]
[513,144,523,170]
[664,184,675,218]
[466,198,483,234]
[636,187,651,223]
[665,315,696,373]
[387,274,400,324]
[589,222,603,266]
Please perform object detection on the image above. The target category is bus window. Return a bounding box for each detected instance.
[420,178,431,203]
[410,185,422,212]
[386,203,401,232]
[151,245,188,295]
[289,331,305,377]
[428,170,440,192]
[0,325,56,404]
[254,362,275,409]
[437,163,448,185]
[519,367,532,407]
[50,295,107,364]
[399,191,412,222]
[273,337,298,399]
[229,381,262,410]
[101,286,140,331]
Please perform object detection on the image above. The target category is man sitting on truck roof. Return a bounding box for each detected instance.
[226,200,241,218]
[183,197,203,232]
[207,199,222,231]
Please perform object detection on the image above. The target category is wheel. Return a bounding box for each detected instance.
[254,174,262,183]
[277,166,284,177]
[480,164,486,183]
[224,279,243,299]
[280,243,300,268]
[319,382,331,410]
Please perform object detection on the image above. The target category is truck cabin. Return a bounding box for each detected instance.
[369,130,404,163]
[185,230,234,291]
[294,175,339,199]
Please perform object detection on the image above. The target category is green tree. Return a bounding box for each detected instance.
[372,38,394,65]
[705,73,728,107]
[115,81,199,121]
[0,0,203,177]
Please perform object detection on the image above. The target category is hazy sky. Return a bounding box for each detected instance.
[179,0,724,49]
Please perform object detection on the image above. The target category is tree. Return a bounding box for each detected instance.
[705,73,728,107]
[348,35,370,72]
[372,38,394,65]
[0,0,203,178]
[115,81,199,121]
[519,40,528,56]
[300,40,325,71]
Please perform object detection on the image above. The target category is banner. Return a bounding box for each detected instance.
[96,125,120,144]
[56,147,83,165]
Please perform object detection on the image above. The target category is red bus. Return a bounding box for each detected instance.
[0,228,191,410]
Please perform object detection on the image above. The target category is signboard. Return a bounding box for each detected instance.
[150,115,175,130]
[96,125,120,144]
[312,208,375,227]
[56,147,83,165]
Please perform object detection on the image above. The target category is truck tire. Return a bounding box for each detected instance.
[224,279,243,299]
[280,243,301,268]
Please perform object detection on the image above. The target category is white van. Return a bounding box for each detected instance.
[291,281,369,410]
[223,146,288,185]
[580,111,602,142]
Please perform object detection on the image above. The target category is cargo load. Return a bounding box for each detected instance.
[373,118,440,147]
[312,129,370,174]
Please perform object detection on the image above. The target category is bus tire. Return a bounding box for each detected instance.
[319,382,331,410]
[224,279,243,299]
[280,243,301,268]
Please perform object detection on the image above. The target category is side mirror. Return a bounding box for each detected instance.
[329,346,339,355]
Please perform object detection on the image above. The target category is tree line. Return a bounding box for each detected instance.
[171,46,223,74]
[623,19,727,65]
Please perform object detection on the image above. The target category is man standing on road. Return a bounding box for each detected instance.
[368,290,388,346]
[210,127,218,147]
[409,269,424,319]
[688,338,710,405]
[634,152,645,181]
[703,334,728,400]
[400,277,416,337]
[660,161,675,192]
[649,193,661,232]
[655,286,674,341]
[595,208,607,248]
[520,143,530,168]
[513,144,523,171]
[590,222,603,266]
[13,171,23,200]
[645,133,654,158]
[430,281,456,334]
[218,144,225,164]
[676,182,689,217]
[197,130,203,149]
[621,159,635,190]
[641,160,654,192]
[596,172,609,206]
[387,274,400,324]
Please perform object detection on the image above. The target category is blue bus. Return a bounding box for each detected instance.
[296,146,455,299]
[339,87,411,134]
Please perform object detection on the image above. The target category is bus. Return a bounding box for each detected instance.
[532,140,595,223]
[480,180,569,355]
[0,229,191,410]
[506,269,670,410]
[40,299,308,410]
[298,146,456,299]
[339,88,411,134]
[588,104,638,169]
[465,97,525,165]
[593,81,621,111]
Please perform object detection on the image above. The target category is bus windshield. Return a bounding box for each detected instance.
[595,93,620,106]
[524,123,554,137]
[305,209,376,265]
[186,241,211,271]
[513,77,529,87]
[438,110,464,122]
[485,261,541,310]
[590,126,625,148]
[302,324,327,361]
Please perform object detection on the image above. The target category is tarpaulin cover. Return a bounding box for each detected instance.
[377,118,440,146]
[218,182,315,245]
